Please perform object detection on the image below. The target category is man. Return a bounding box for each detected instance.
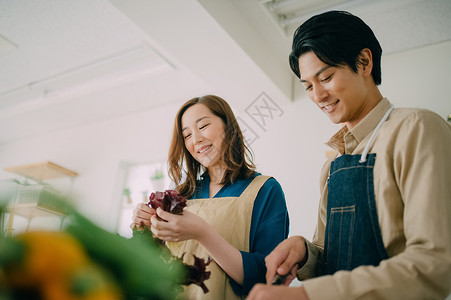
[248,10,451,300]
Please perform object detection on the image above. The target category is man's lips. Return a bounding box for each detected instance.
[321,100,339,113]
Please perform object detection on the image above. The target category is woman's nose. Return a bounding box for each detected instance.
[192,131,203,144]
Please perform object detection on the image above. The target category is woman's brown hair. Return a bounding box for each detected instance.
[168,95,256,198]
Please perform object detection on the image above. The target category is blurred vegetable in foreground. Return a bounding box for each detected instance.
[132,227,212,294]
[1,231,120,300]
[0,201,185,300]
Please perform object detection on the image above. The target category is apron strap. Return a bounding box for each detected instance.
[239,175,271,201]
[359,104,395,163]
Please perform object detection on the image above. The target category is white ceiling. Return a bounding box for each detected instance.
[0,0,450,145]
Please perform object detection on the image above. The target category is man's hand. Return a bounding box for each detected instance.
[265,236,307,285]
[247,284,309,300]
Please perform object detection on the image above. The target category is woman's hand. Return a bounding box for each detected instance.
[130,202,155,230]
[265,236,307,285]
[150,208,210,242]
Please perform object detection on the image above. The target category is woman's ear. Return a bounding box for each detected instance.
[359,48,373,77]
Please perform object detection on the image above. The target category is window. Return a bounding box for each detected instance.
[116,161,172,238]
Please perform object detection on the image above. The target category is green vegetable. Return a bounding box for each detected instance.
[64,207,185,300]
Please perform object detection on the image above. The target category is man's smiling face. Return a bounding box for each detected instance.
[299,51,372,129]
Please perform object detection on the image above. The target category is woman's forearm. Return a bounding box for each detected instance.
[198,225,244,285]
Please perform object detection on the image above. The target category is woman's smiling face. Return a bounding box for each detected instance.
[181,103,226,169]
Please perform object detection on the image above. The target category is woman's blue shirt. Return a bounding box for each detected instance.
[191,172,289,295]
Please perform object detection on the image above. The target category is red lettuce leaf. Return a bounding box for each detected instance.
[147,190,187,215]
[142,190,211,293]
[182,254,212,294]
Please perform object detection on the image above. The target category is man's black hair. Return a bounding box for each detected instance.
[289,10,383,85]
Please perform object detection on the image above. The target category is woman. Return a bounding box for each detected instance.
[131,95,289,299]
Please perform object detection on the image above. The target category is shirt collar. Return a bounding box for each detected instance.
[326,98,392,154]
[350,98,392,143]
[326,126,348,154]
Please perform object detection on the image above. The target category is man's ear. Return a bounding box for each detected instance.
[359,48,373,77]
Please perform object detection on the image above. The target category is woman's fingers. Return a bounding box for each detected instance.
[130,213,151,229]
[155,207,176,221]
[150,208,199,242]
[150,215,179,241]
[137,202,155,214]
[133,203,155,219]
[130,203,156,229]
[130,219,150,230]
[150,225,174,241]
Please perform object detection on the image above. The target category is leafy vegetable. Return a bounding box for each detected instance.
[133,190,211,294]
[147,190,187,215]
[131,227,212,295]
[64,208,184,300]
[182,254,212,293]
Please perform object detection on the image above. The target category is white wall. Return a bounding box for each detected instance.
[0,101,182,231]
[380,40,451,120]
[1,40,450,238]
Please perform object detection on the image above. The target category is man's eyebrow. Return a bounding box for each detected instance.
[300,66,332,82]
[182,116,211,131]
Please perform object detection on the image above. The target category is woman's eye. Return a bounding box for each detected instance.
[305,85,313,91]
[199,124,209,130]
[184,133,191,139]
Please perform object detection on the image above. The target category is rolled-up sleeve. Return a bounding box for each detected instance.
[296,239,323,280]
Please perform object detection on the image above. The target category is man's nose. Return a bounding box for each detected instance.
[313,85,328,103]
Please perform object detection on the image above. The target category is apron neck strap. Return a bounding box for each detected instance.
[359,104,395,163]
[240,175,271,201]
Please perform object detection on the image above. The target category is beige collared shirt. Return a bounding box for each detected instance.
[298,98,451,299]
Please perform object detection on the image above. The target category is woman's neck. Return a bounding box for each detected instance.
[207,165,226,184]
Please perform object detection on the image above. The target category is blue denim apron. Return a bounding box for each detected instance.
[322,105,394,275]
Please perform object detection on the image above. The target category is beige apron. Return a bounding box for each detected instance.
[167,175,270,300]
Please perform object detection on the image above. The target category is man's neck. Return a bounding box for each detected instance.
[346,87,383,130]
